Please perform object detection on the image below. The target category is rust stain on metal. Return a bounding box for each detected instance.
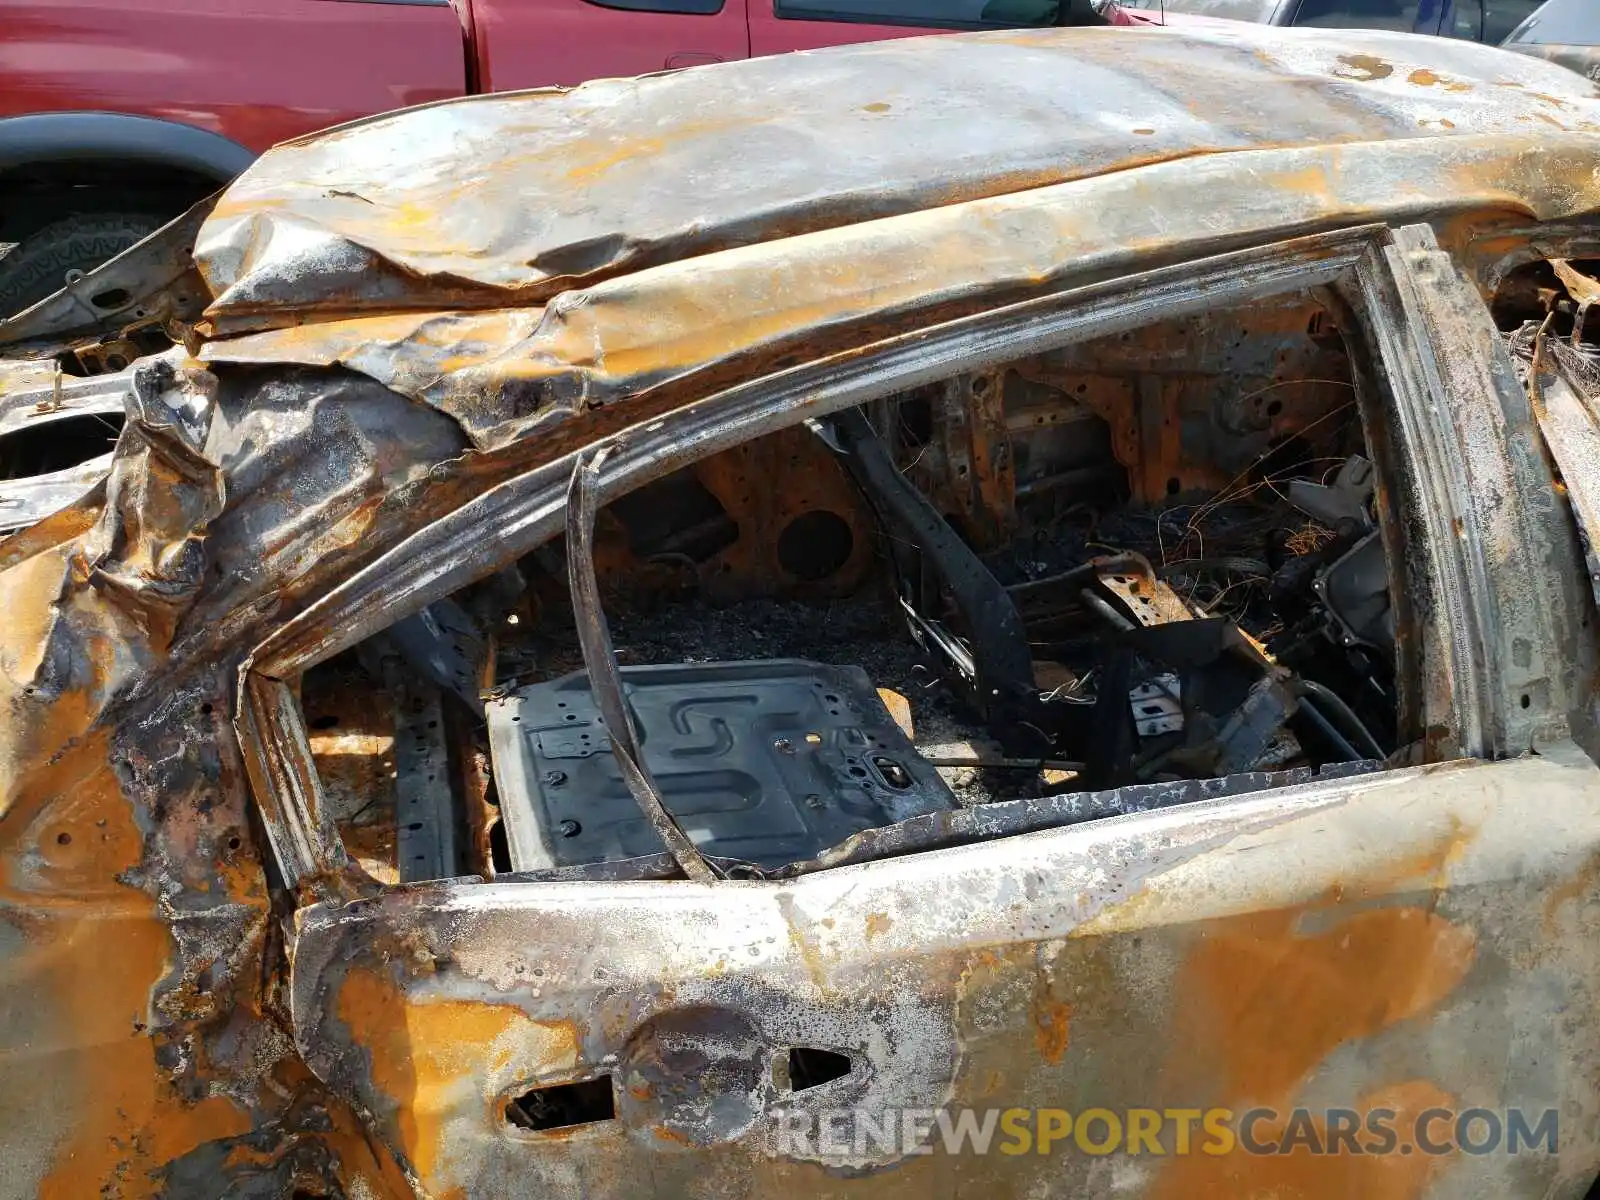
[1408,68,1472,92]
[1032,999,1072,1064]
[1120,822,1484,1195]
[1,725,260,1198]
[1543,848,1600,933]
[1175,905,1476,1105]
[1336,54,1395,82]
[778,897,837,994]
[336,966,581,1191]
[876,688,915,739]
[32,895,251,1194]
[563,116,759,187]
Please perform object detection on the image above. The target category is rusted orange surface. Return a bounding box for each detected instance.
[1153,1081,1459,1199]
[195,25,1600,333]
[336,966,581,1193]
[1032,1000,1073,1066]
[1170,906,1475,1105]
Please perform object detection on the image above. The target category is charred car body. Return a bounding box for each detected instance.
[4,21,1600,1200]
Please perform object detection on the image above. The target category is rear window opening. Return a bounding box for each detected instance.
[301,286,1397,885]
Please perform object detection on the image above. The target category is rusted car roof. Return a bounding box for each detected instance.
[4,21,1600,1200]
[201,23,1600,324]
[192,25,1600,448]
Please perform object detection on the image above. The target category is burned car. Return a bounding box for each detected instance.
[6,19,1600,1200]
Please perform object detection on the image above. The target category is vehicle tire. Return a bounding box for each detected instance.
[0,212,164,318]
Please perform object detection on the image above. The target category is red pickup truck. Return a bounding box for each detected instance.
[0,0,1148,314]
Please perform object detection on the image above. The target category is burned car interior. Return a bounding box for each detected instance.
[219,205,1591,916]
[299,286,1400,888]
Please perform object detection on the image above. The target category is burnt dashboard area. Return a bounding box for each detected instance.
[301,289,1397,885]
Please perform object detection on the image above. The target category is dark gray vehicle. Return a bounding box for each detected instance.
[1503,0,1600,82]
[1119,0,1540,44]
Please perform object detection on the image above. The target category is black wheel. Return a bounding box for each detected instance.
[0,212,164,318]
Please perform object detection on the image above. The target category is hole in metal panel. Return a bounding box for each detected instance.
[871,755,912,789]
[785,1048,852,1092]
[610,470,737,563]
[776,510,854,581]
[506,1075,616,1131]
[489,819,512,873]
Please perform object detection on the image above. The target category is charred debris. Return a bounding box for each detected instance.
[303,289,1398,887]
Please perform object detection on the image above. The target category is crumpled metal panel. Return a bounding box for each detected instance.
[0,195,216,352]
[0,357,222,682]
[0,358,251,1199]
[199,129,1600,451]
[196,24,1600,333]
[1522,336,1600,609]
[290,750,1600,1198]
[0,355,468,1198]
